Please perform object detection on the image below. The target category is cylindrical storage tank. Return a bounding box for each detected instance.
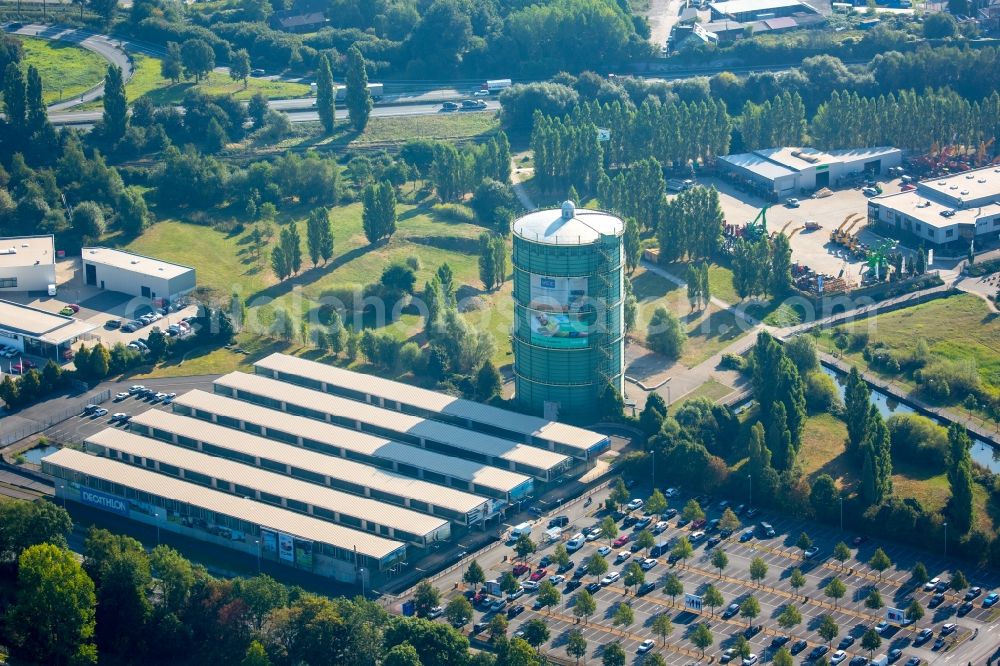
[511,201,625,421]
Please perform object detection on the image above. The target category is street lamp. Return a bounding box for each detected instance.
[359,567,367,598]
[153,509,161,545]
[57,481,66,508]
[839,496,844,532]
[747,474,752,508]
[943,522,948,558]
[255,538,261,573]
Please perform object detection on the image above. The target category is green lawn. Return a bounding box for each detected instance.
[677,378,735,404]
[20,36,106,104]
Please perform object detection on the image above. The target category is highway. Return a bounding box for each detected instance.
[49,100,501,127]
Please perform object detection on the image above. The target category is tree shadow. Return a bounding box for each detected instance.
[246,246,370,302]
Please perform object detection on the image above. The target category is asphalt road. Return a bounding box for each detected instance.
[48,100,501,126]
[427,482,1000,665]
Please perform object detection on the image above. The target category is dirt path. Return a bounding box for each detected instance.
[644,0,683,49]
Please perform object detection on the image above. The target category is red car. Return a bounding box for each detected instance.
[513,563,530,577]
[529,568,548,582]
[613,534,631,548]
[12,359,36,373]
[690,518,707,530]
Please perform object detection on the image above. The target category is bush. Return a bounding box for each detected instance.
[784,335,819,373]
[720,353,746,371]
[804,370,843,414]
[917,358,980,402]
[887,413,948,468]
[433,203,475,224]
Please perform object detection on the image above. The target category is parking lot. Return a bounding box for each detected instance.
[428,481,1000,665]
[704,177,911,286]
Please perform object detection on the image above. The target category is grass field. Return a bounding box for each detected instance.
[677,378,734,404]
[630,266,749,367]
[20,36,106,104]
[814,294,1000,409]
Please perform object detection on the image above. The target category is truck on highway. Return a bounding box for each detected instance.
[334,83,383,101]
[483,79,512,94]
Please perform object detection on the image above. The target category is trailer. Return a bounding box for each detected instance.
[483,79,512,94]
[335,83,383,101]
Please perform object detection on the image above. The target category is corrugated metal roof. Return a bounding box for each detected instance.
[85,428,449,540]
[215,372,569,472]
[129,410,489,516]
[81,247,193,280]
[719,152,798,180]
[43,448,405,560]
[172,390,532,494]
[254,354,606,453]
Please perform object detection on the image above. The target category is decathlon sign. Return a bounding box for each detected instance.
[684,594,703,612]
[80,488,130,516]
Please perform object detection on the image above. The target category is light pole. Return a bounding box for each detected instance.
[747,474,752,508]
[153,509,161,545]
[57,482,66,508]
[943,522,948,558]
[255,538,261,573]
[839,496,844,532]
[359,567,367,598]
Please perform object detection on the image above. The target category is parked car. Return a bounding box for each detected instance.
[785,198,801,208]
[913,629,932,645]
[940,623,957,635]
[637,582,655,596]
[640,558,657,571]
[875,621,890,635]
[597,545,612,557]
[771,635,790,648]
[809,645,830,661]
[613,535,630,548]
[634,516,652,530]
[740,529,755,542]
[111,412,129,423]
[653,521,668,534]
[529,569,547,582]
[804,546,820,559]
[105,319,121,329]
[521,580,539,591]
[513,563,530,576]
[548,574,565,585]
[983,592,999,607]
[839,636,855,650]
[626,498,644,511]
[585,582,601,593]
[93,407,108,417]
[720,649,736,664]
[722,603,740,619]
[957,601,973,616]
[743,654,759,666]
[600,571,620,586]
[965,587,982,600]
[744,507,760,518]
[638,640,655,654]
[614,551,631,564]
[114,392,129,401]
[923,577,941,591]
[488,599,506,613]
[506,604,524,619]
[929,593,944,608]
[790,640,807,655]
[564,580,581,592]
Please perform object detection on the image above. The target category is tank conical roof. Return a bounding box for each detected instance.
[513,204,624,245]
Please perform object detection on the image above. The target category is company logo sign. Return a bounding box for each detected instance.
[80,488,130,516]
[886,607,905,624]
[684,594,703,612]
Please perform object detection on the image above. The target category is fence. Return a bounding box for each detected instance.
[0,389,111,448]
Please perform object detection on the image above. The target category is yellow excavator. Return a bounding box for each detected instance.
[831,213,863,246]
[787,225,805,239]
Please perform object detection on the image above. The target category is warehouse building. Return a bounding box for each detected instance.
[81,247,195,304]
[719,146,902,198]
[129,410,495,526]
[0,300,96,360]
[85,428,452,548]
[254,353,609,460]
[43,448,407,583]
[0,235,56,293]
[709,0,817,22]
[212,372,571,481]
[868,165,1000,248]
[171,390,534,503]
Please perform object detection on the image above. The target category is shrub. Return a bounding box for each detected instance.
[720,353,746,371]
[804,370,843,414]
[887,413,948,467]
[917,358,980,402]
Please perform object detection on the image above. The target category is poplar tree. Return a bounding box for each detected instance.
[946,423,974,534]
[362,181,397,244]
[315,54,336,134]
[345,45,373,132]
[102,64,127,143]
[844,367,870,457]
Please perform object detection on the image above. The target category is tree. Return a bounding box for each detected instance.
[947,423,975,534]
[610,478,630,509]
[573,589,597,623]
[844,367,871,457]
[271,246,290,281]
[865,588,884,611]
[600,516,618,546]
[478,233,507,291]
[73,201,106,242]
[602,641,627,666]
[923,12,958,38]
[475,361,502,402]
[306,207,332,268]
[230,49,251,88]
[733,635,752,660]
[905,599,924,626]
[861,628,881,658]
[624,217,640,273]
[740,595,760,627]
[162,42,183,83]
[796,532,813,551]
[345,45,373,132]
[634,530,656,556]
[8,543,97,665]
[691,623,713,657]
[950,570,968,592]
[774,647,794,666]
[911,562,929,586]
[818,614,839,645]
[789,568,806,597]
[612,601,635,628]
[446,596,473,626]
[537,580,560,611]
[663,574,683,605]
[316,54,336,134]
[146,326,167,362]
[180,39,215,82]
[463,560,485,588]
[647,306,686,359]
[499,571,521,597]
[242,640,271,666]
[703,584,724,616]
[362,181,397,244]
[567,629,587,664]
[148,545,194,613]
[384,643,422,666]
[586,554,608,582]
[824,578,846,608]
[102,64,127,143]
[646,488,668,517]
[623,562,645,593]
[521,618,549,651]
[671,537,693,568]
[711,549,729,578]
[777,603,802,630]
[770,232,793,295]
[868,548,891,580]
[749,557,768,586]
[651,612,673,644]
[3,62,26,136]
[682,499,705,522]
[0,499,73,563]
[413,579,440,617]
[832,542,851,569]
[488,613,508,642]
[719,508,741,534]
[514,534,536,562]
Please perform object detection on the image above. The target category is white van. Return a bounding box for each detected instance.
[869,655,888,666]
[566,533,586,552]
[509,522,532,541]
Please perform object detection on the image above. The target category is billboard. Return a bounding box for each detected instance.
[261,529,278,556]
[79,487,130,517]
[294,538,314,570]
[684,594,703,612]
[527,274,593,349]
[886,607,905,624]
[278,532,295,563]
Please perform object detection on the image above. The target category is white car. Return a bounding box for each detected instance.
[162,392,177,404]
[548,574,565,585]
[830,650,847,665]
[521,580,539,591]
[653,521,669,534]
[638,639,655,654]
[600,571,620,585]
[128,385,145,394]
[597,545,611,556]
[614,551,631,564]
[93,407,108,417]
[627,498,644,511]
[743,655,759,666]
[924,577,941,591]
[690,531,706,543]
[111,412,128,422]
[427,605,444,619]
[875,621,890,635]
[641,558,658,571]
[473,90,489,97]
[664,488,679,498]
[585,529,601,542]
[114,392,129,401]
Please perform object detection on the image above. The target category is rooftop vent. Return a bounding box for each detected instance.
[561,200,576,220]
[967,174,975,179]
[130,260,140,265]
[961,190,970,195]
[978,179,987,183]
[950,185,959,190]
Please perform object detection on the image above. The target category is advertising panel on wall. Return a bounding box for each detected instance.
[261,529,278,557]
[278,532,295,563]
[79,487,130,517]
[294,538,314,570]
[527,274,593,348]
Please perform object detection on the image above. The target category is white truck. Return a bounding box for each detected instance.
[333,82,383,101]
[483,79,512,94]
[508,522,532,542]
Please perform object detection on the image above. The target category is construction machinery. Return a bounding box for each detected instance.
[773,220,795,238]
[863,241,894,282]
[744,205,769,242]
[787,225,805,239]
[830,213,863,245]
